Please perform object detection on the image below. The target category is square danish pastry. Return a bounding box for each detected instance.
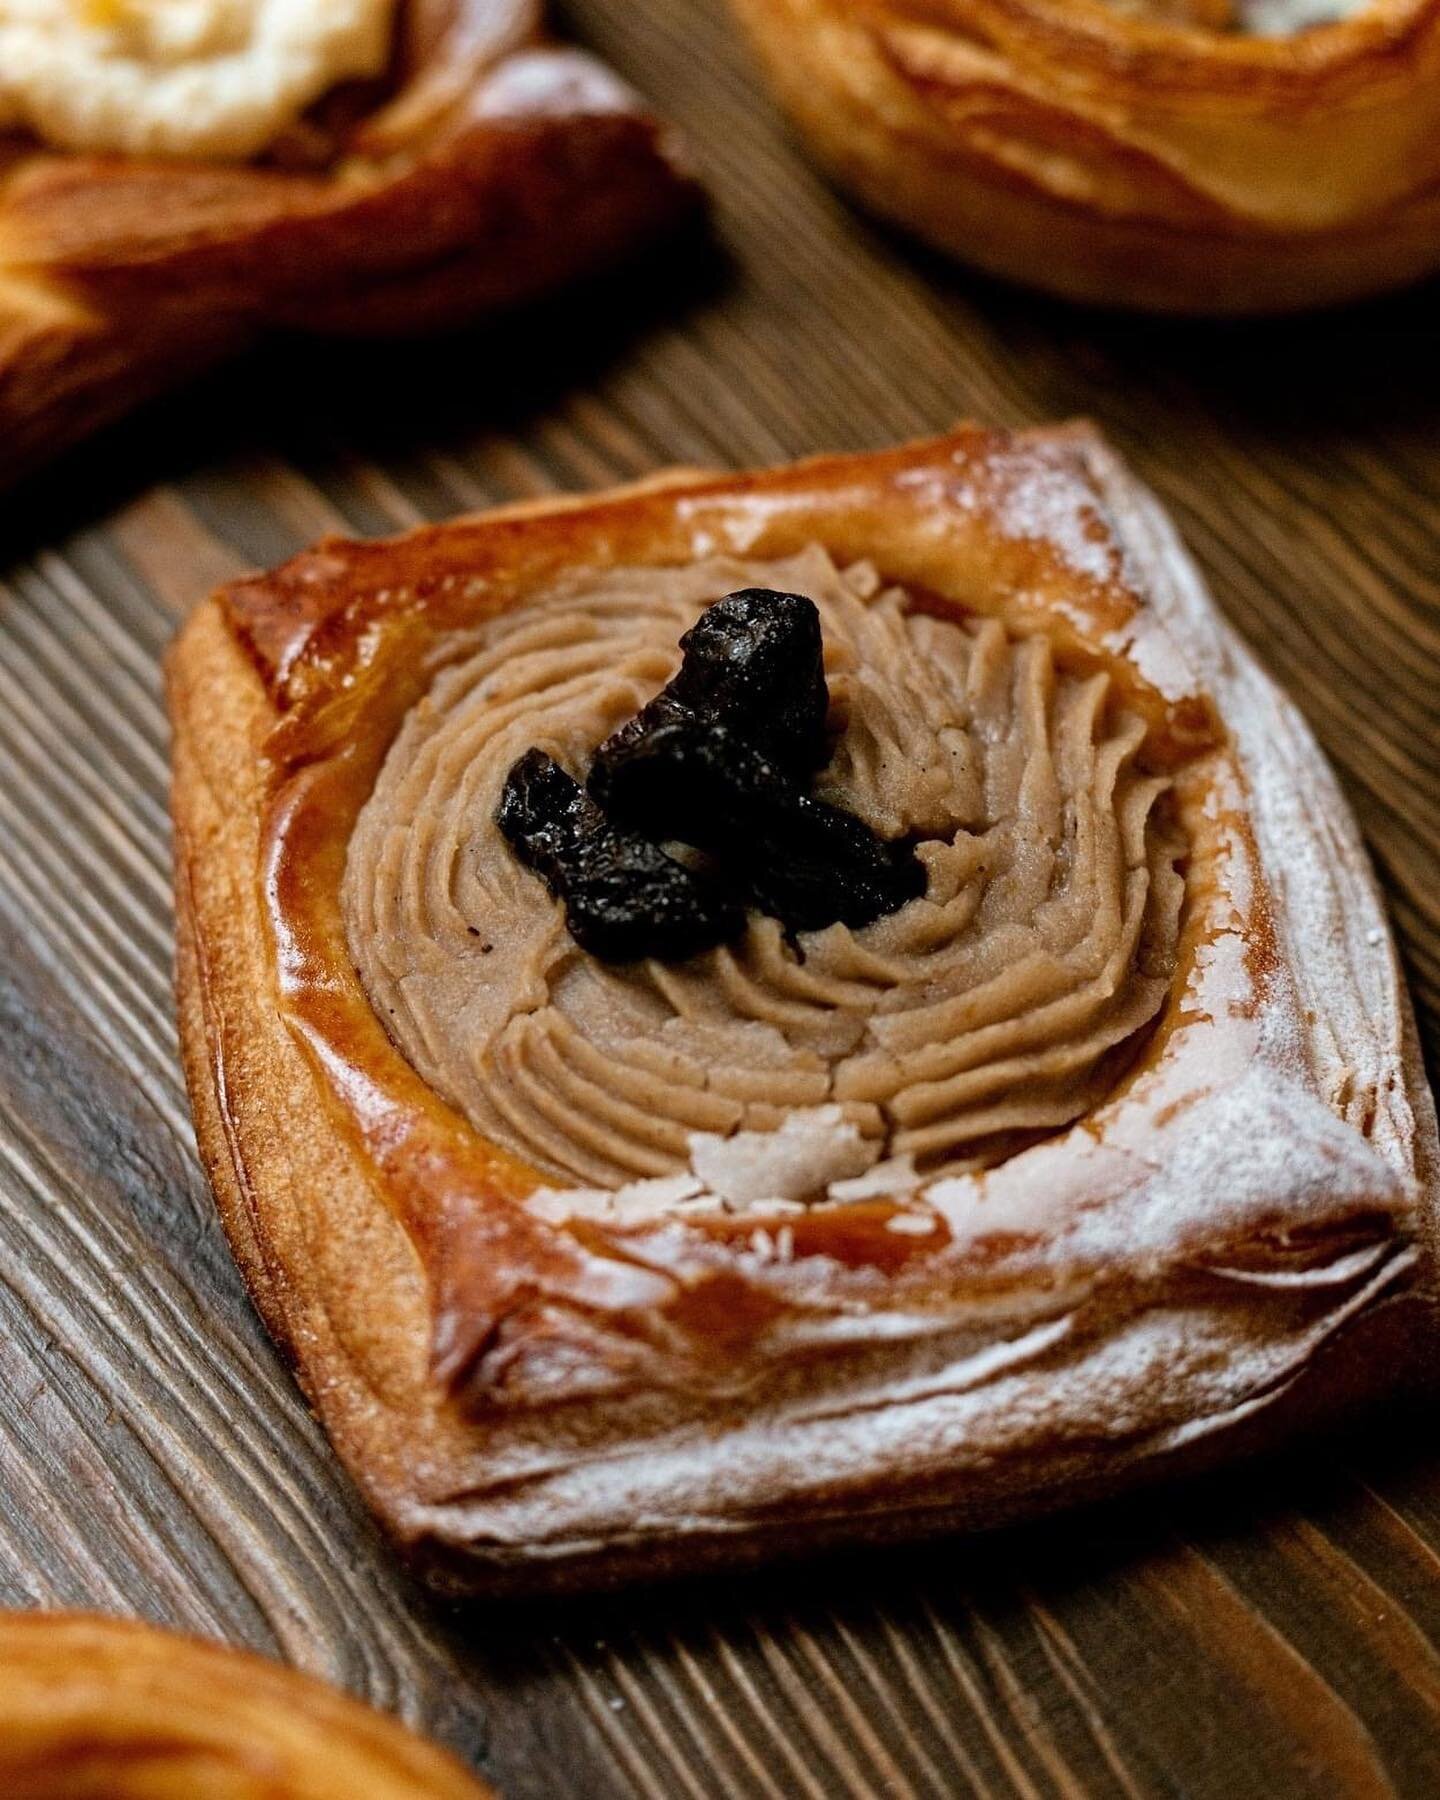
[168,426,1438,1592]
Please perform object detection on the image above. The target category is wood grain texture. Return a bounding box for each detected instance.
[0,0,1437,1792]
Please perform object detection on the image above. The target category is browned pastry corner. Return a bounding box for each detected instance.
[0,1612,490,1798]
[168,426,1439,1595]
[724,0,1440,313]
[0,0,699,489]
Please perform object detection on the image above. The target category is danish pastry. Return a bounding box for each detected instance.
[0,0,698,487]
[725,0,1440,313]
[0,1612,489,1797]
[168,425,1438,1593]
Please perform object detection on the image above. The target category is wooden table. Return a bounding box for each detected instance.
[2,1,1438,1793]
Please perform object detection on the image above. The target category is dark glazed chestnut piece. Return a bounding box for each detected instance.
[591,588,829,797]
[593,720,925,932]
[742,793,927,934]
[500,590,927,963]
[496,751,743,964]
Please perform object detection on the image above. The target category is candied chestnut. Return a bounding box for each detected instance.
[591,719,925,933]
[591,588,829,798]
[499,589,927,965]
[667,588,829,772]
[496,751,742,964]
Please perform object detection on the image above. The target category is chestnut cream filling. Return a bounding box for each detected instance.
[343,546,1186,1196]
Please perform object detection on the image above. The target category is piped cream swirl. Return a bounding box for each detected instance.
[344,548,1187,1190]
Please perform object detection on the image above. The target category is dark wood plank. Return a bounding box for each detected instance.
[1,0,1437,1793]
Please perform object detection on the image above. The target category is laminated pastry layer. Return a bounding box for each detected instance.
[344,545,1187,1189]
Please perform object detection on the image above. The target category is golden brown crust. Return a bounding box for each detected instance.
[0,0,699,487]
[168,426,1440,1593]
[0,1612,490,1797]
[724,0,1440,313]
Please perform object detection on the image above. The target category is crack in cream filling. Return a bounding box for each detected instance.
[344,547,1188,1210]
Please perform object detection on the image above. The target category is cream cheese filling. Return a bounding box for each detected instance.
[0,0,394,159]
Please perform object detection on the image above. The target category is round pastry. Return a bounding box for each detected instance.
[0,0,699,486]
[0,1612,489,1797]
[724,0,1440,313]
[168,425,1438,1593]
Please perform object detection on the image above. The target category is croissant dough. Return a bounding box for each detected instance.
[0,1613,490,1798]
[725,0,1440,313]
[0,0,698,487]
[168,426,1439,1594]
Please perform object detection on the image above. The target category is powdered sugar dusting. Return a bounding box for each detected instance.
[421,1230,1415,1550]
[898,444,1127,588]
[988,451,1122,586]
[477,50,641,121]
[830,1154,924,1203]
[528,1106,881,1223]
[927,1066,1404,1261]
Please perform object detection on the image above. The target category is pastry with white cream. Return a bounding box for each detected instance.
[0,0,698,484]
[0,0,394,160]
